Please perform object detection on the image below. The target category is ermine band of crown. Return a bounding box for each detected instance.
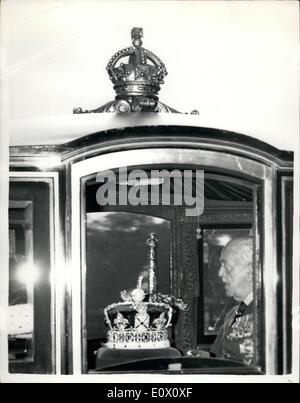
[106,330,170,350]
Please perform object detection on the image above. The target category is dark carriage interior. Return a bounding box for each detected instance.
[84,168,254,371]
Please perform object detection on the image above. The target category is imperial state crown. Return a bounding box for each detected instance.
[103,233,187,350]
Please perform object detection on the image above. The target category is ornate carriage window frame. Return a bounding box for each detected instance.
[69,136,281,375]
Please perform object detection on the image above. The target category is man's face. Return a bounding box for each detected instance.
[218,245,252,301]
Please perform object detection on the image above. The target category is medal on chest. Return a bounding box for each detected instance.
[226,313,253,341]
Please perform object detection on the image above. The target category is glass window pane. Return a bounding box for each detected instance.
[9,180,53,374]
[202,228,252,336]
[86,211,171,370]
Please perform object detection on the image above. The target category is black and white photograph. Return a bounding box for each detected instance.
[0,0,299,384]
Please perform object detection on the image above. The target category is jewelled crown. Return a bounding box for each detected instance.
[107,27,167,102]
[104,233,187,349]
[73,27,190,114]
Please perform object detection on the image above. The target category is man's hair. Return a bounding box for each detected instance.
[223,236,253,268]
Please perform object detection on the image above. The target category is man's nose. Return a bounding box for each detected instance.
[218,263,225,277]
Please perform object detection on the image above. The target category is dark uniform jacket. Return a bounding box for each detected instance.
[211,301,254,365]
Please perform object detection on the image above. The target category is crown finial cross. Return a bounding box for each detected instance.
[131,27,143,47]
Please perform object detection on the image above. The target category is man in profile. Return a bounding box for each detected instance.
[210,236,254,365]
[188,236,254,365]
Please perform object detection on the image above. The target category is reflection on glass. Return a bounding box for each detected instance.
[203,228,251,335]
[8,201,34,362]
[86,211,171,369]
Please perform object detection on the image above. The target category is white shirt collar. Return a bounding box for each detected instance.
[244,291,253,306]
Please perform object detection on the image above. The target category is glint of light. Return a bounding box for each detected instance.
[16,262,40,286]
[216,234,232,246]
[118,178,164,186]
[35,156,61,171]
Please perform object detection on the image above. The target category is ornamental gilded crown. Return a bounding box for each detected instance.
[103,233,187,350]
[73,28,197,114]
[106,27,167,103]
